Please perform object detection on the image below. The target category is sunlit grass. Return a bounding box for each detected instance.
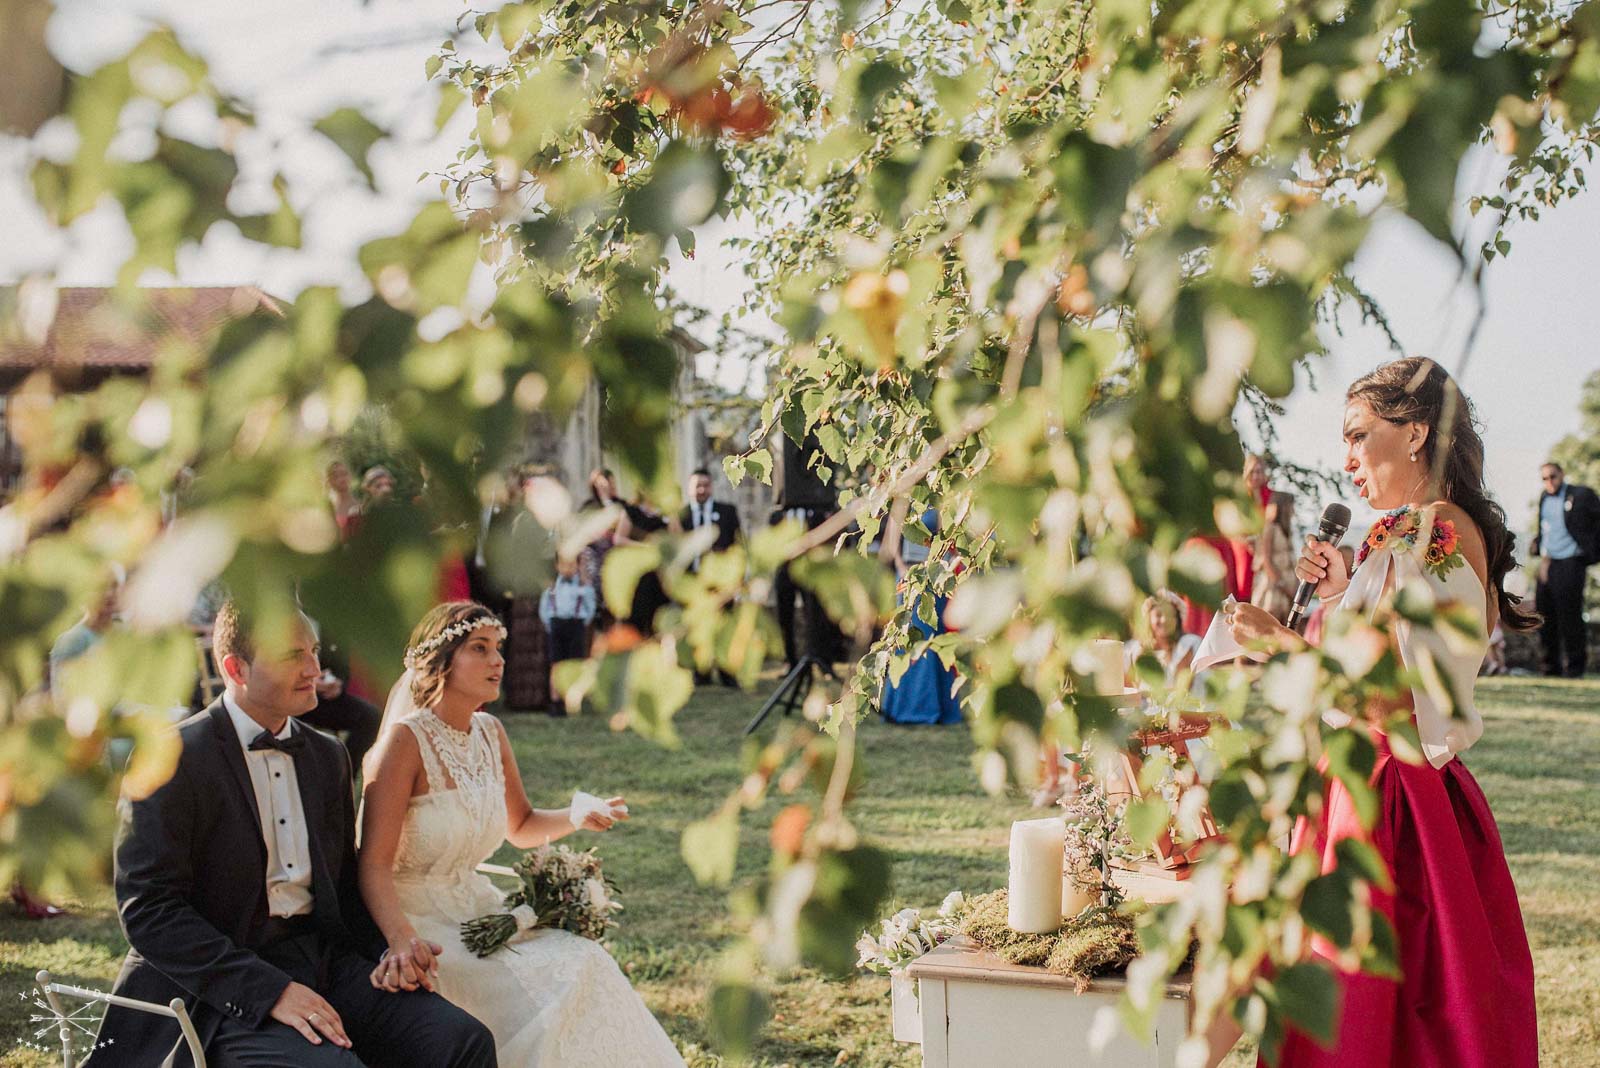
[3,675,1595,1066]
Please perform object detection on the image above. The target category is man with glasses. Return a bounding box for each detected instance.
[1532,462,1600,677]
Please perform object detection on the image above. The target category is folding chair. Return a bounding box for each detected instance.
[33,970,205,1068]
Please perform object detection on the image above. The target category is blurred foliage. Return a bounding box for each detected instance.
[3,0,1598,1060]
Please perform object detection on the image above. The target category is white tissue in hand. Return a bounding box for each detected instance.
[570,790,625,829]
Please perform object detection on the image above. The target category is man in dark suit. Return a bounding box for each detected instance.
[679,468,742,567]
[681,468,742,684]
[92,600,496,1068]
[1533,461,1600,677]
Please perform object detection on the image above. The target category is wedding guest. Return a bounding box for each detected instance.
[14,574,119,919]
[1234,453,1273,585]
[466,468,521,622]
[678,468,741,683]
[578,469,622,630]
[497,471,561,712]
[1181,455,1271,635]
[770,502,833,670]
[49,568,123,693]
[1532,460,1599,677]
[677,468,741,570]
[880,518,963,727]
[327,460,360,541]
[614,492,671,637]
[299,627,383,777]
[539,555,595,667]
[1125,590,1203,690]
[1250,489,1298,622]
[360,465,397,508]
[92,599,497,1068]
[1216,357,1538,1068]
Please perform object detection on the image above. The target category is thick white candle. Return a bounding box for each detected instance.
[1090,638,1125,695]
[1008,817,1065,933]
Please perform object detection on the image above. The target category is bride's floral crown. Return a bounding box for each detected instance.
[404,613,506,669]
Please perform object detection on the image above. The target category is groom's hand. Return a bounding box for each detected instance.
[269,981,351,1049]
[372,939,444,993]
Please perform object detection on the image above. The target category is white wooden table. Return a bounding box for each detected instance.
[906,873,1193,1068]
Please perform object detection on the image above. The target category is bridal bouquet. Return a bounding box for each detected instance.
[461,844,621,957]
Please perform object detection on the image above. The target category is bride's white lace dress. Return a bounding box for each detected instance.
[389,709,685,1067]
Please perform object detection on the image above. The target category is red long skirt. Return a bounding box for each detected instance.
[1266,739,1538,1067]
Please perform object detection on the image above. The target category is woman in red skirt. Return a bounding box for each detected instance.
[1223,357,1539,1067]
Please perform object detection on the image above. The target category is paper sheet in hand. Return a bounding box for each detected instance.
[570,790,627,829]
[1192,597,1271,673]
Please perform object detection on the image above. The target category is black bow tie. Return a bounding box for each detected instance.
[249,728,305,754]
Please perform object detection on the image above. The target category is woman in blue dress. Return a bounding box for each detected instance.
[880,509,963,726]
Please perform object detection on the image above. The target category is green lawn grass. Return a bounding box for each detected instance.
[2,675,1595,1066]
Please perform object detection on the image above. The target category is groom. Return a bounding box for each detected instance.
[92,600,497,1068]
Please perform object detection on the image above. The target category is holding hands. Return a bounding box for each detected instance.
[370,935,444,993]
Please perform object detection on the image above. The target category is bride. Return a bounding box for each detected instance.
[358,600,685,1067]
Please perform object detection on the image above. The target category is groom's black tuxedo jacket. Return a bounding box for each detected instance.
[92,700,383,1067]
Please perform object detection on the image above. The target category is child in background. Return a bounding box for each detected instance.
[541,555,597,669]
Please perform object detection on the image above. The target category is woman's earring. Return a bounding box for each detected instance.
[1409,451,1417,463]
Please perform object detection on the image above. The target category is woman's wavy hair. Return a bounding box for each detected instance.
[406,600,503,709]
[1346,358,1539,631]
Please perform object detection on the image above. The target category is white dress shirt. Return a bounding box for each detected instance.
[223,693,314,918]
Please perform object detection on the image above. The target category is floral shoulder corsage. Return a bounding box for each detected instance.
[1355,506,1465,580]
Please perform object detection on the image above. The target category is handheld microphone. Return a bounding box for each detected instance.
[1285,502,1351,633]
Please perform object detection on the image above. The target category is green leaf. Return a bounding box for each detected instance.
[1125,798,1170,849]
[681,803,740,886]
[798,845,893,975]
[315,107,386,188]
[1275,962,1339,1045]
[623,639,692,746]
[623,142,728,238]
[1361,911,1403,980]
[1335,838,1393,892]
[602,543,661,616]
[1300,870,1355,946]
[708,978,770,1059]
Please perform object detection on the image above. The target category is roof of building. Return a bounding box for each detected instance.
[0,286,284,375]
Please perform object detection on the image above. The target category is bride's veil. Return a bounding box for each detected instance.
[377,669,422,748]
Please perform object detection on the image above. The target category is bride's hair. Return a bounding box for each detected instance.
[406,600,504,709]
[1346,358,1539,631]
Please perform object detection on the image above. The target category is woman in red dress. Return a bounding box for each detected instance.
[1222,358,1539,1067]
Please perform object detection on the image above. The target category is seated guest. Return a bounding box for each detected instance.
[299,629,383,779]
[91,599,496,1068]
[1125,590,1203,691]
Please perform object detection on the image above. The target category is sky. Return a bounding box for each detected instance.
[4,0,1596,545]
